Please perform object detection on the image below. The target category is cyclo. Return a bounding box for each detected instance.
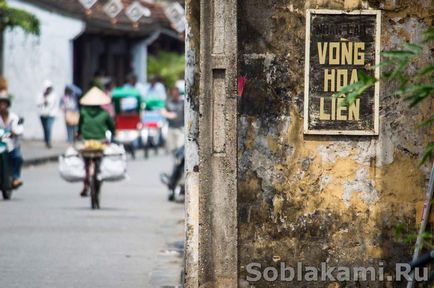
[111,87,142,159]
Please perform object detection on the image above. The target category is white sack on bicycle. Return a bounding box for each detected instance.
[59,147,86,182]
[98,144,127,182]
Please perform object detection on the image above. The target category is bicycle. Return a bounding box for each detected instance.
[80,149,104,210]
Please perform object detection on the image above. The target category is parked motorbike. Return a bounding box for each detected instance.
[0,128,14,200]
[160,146,185,202]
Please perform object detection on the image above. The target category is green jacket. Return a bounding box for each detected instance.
[79,107,115,140]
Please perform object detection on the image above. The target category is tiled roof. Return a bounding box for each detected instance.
[22,0,175,36]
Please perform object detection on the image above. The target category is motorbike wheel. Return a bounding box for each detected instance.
[2,189,12,200]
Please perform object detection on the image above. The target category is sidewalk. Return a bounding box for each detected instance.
[21,140,69,167]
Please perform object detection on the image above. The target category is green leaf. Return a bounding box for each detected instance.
[395,224,404,238]
[423,27,434,42]
[359,70,377,84]
[422,232,433,240]
[2,7,40,35]
[403,43,423,54]
[381,59,409,81]
[394,86,408,96]
[420,142,434,166]
[334,72,377,106]
[419,65,434,76]
[404,84,434,107]
[417,114,434,128]
[405,234,417,244]
[381,71,392,80]
[376,60,395,68]
[381,50,415,59]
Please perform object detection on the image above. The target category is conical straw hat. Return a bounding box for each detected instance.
[80,87,111,106]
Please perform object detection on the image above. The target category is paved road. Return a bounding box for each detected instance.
[0,155,184,288]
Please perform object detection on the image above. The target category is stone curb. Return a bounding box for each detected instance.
[23,155,60,168]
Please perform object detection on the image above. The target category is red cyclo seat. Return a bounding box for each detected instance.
[115,114,141,130]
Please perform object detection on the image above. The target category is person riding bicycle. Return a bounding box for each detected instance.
[77,87,115,197]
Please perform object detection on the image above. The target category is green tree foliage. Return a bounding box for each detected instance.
[148,51,185,88]
[0,0,40,35]
[335,28,434,164]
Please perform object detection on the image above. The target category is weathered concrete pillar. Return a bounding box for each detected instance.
[197,0,238,286]
[185,0,200,286]
[185,0,238,287]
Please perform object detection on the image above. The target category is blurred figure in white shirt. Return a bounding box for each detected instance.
[144,76,167,101]
[37,80,58,148]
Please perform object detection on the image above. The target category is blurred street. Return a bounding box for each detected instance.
[0,154,184,288]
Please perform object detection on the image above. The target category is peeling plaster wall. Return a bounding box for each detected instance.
[237,0,433,287]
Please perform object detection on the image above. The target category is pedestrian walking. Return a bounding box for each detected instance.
[77,87,115,197]
[161,87,184,154]
[60,84,82,143]
[0,79,24,188]
[37,80,58,148]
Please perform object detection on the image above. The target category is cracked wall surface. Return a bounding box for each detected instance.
[185,0,200,286]
[237,0,433,287]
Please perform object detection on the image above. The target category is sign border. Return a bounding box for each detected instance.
[304,9,381,136]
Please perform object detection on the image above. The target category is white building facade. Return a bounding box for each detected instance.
[4,0,85,140]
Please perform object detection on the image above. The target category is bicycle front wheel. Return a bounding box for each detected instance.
[90,177,100,209]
